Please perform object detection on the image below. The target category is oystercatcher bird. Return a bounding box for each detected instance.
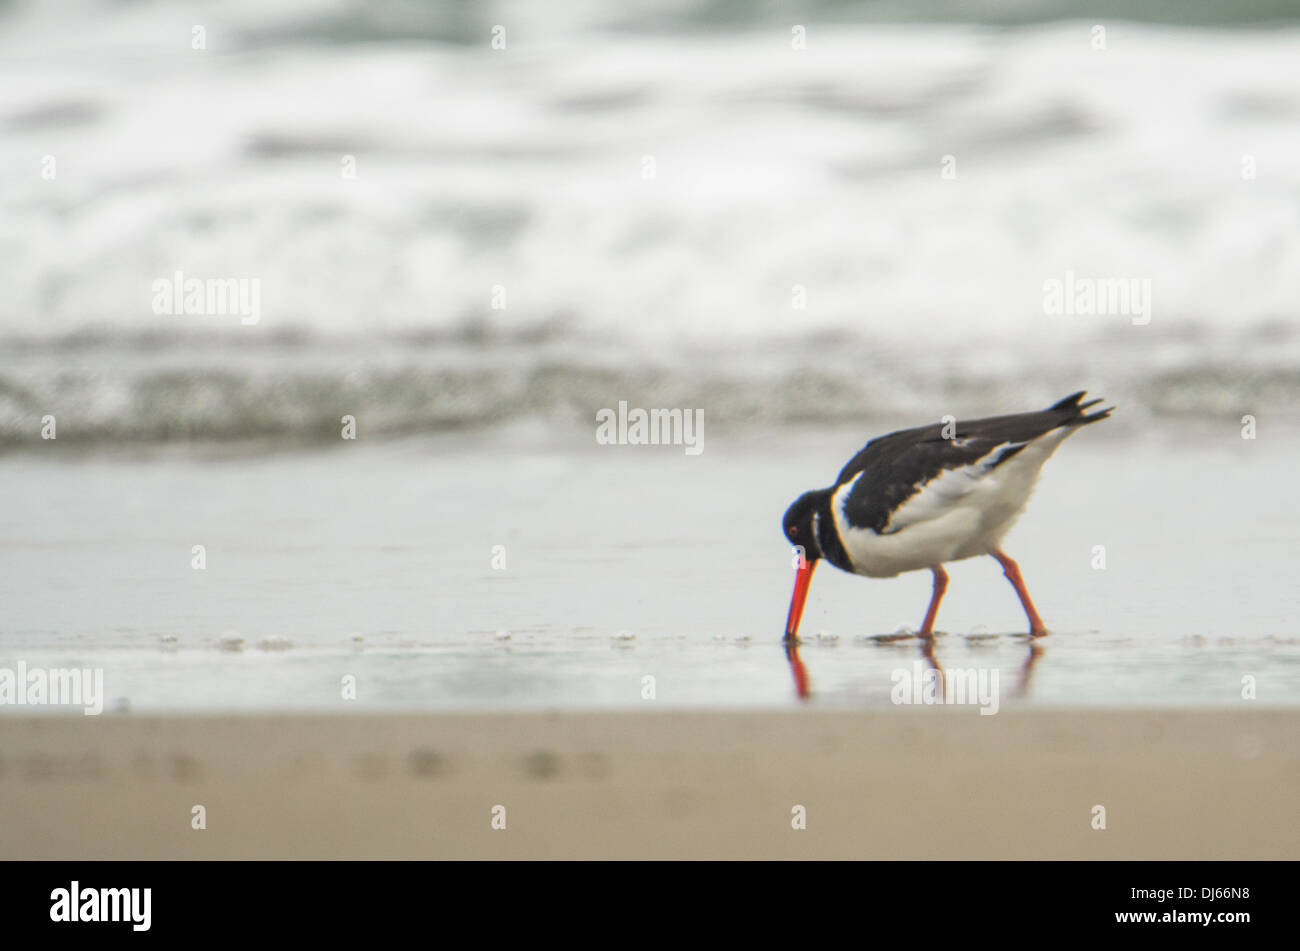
[782,391,1111,642]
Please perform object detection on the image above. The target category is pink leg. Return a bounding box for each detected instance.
[918,565,948,638]
[991,550,1047,637]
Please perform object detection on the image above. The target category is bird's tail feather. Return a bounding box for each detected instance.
[1048,390,1114,425]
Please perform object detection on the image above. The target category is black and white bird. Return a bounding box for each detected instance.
[781,391,1112,641]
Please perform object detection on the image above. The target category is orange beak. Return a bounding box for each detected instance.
[784,559,817,640]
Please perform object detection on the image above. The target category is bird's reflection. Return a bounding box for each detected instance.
[920,636,944,694]
[1016,639,1045,696]
[784,640,810,701]
[783,633,1045,701]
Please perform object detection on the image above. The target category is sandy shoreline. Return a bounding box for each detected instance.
[1,709,1295,860]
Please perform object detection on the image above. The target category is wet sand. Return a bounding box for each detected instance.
[4,427,1299,711]
[2,708,1295,859]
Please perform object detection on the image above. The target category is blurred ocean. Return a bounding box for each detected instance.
[3,0,1300,448]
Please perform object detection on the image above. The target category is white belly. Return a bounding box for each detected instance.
[830,427,1074,578]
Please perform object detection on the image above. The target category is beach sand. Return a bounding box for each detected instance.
[2,709,1295,860]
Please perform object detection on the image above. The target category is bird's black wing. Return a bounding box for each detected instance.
[835,391,1111,533]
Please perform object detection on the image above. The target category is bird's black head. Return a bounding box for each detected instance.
[782,489,830,564]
